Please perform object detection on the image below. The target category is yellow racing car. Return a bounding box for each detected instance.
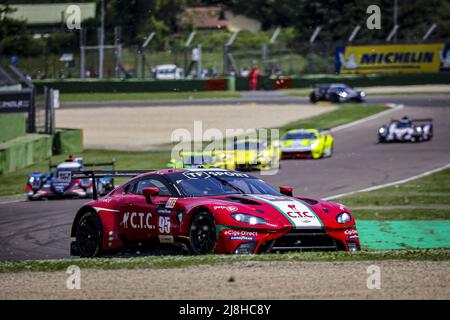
[213,138,281,171]
[281,129,333,159]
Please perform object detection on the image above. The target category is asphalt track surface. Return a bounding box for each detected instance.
[1,95,449,261]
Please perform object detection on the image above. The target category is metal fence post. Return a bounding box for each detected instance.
[29,86,36,133]
[50,89,56,135]
[44,86,49,134]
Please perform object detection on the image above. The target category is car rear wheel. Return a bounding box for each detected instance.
[189,211,216,254]
[75,211,102,257]
[325,144,334,157]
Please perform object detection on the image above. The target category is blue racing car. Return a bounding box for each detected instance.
[25,156,115,200]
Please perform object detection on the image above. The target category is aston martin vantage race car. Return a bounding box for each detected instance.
[281,129,333,159]
[310,83,365,103]
[25,156,115,200]
[70,168,360,257]
[378,116,433,143]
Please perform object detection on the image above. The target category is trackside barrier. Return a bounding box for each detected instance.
[33,73,450,93]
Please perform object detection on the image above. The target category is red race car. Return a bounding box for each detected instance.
[70,169,360,257]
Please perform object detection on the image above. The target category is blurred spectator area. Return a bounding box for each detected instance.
[179,5,261,32]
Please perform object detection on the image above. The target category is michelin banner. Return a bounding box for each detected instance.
[336,43,450,74]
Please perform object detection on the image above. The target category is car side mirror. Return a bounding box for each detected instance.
[279,186,294,196]
[143,187,160,204]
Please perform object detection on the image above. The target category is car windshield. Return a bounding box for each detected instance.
[284,132,317,140]
[233,141,265,151]
[396,121,412,128]
[182,154,212,165]
[55,166,81,174]
[167,171,281,197]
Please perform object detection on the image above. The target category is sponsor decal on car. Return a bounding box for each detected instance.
[122,212,155,229]
[183,171,250,179]
[57,171,72,183]
[159,216,171,234]
[213,205,238,212]
[223,229,258,237]
[165,197,178,208]
[344,228,359,239]
[183,171,211,179]
[248,195,323,228]
[230,235,255,241]
[158,235,174,244]
[158,207,173,216]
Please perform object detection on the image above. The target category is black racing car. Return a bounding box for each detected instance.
[310,83,365,103]
[378,116,433,143]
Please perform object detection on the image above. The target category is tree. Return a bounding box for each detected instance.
[0,5,43,57]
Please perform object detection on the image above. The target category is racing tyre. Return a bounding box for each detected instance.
[189,211,216,254]
[329,93,339,103]
[75,211,102,257]
[326,144,334,158]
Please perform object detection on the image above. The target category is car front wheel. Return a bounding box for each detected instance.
[189,211,216,254]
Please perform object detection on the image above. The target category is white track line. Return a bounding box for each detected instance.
[324,163,450,200]
[0,199,25,205]
[332,103,403,132]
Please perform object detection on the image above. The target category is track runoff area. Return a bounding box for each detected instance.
[0,95,450,261]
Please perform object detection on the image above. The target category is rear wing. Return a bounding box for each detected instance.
[412,118,433,123]
[390,118,433,123]
[49,158,116,170]
[71,169,155,200]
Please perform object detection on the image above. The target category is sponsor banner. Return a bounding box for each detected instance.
[0,91,32,113]
[336,43,450,74]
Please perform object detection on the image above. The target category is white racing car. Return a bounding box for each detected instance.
[378,116,433,143]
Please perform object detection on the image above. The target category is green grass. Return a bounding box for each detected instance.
[1,248,449,273]
[353,208,450,220]
[285,89,311,97]
[337,168,450,207]
[60,91,242,103]
[279,104,388,134]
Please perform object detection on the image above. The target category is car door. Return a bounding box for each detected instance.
[132,175,179,245]
[117,180,157,241]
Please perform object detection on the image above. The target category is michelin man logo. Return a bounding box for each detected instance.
[339,52,358,70]
[440,49,450,68]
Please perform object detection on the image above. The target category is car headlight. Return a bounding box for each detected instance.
[416,127,422,132]
[339,91,348,97]
[231,213,266,225]
[336,212,352,224]
[257,150,269,159]
[310,140,320,148]
[379,127,385,134]
[360,91,366,97]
